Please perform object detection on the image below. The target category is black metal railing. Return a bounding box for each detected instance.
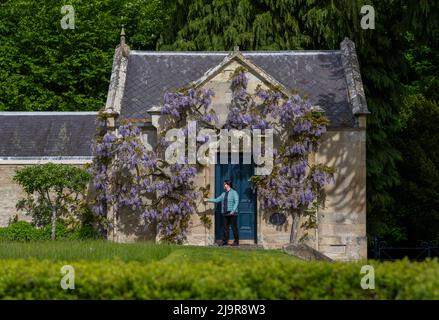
[369,238,439,261]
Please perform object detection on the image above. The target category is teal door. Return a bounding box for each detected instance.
[215,153,257,242]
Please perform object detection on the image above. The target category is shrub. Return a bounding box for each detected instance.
[0,222,101,242]
[0,221,39,241]
[38,224,71,240]
[0,257,438,299]
[68,225,102,240]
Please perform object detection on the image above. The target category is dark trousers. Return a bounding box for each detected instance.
[222,214,239,244]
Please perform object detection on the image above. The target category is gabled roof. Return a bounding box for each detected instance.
[189,47,291,97]
[0,112,97,158]
[105,38,369,128]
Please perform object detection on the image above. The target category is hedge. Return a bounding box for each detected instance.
[0,258,438,299]
[0,221,101,242]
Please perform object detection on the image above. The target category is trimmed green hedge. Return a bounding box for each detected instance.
[0,258,438,299]
[0,221,101,242]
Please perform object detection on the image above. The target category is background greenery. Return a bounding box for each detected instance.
[1,0,438,245]
[0,0,170,112]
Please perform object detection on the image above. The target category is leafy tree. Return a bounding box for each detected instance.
[13,163,90,240]
[391,95,439,242]
[388,27,439,242]
[0,0,170,112]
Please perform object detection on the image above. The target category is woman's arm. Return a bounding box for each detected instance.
[207,192,224,203]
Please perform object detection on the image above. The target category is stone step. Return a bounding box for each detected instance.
[209,243,264,249]
[283,243,333,261]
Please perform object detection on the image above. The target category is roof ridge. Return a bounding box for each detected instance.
[130,50,341,56]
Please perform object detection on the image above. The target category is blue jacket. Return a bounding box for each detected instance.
[208,189,239,214]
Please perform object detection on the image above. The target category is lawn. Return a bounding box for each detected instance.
[0,240,296,263]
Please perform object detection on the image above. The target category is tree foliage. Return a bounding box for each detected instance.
[388,28,439,242]
[13,163,91,240]
[0,0,170,112]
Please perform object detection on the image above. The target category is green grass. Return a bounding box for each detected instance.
[0,240,296,263]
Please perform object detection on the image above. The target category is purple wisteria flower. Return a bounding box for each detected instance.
[231,72,248,89]
[89,67,333,244]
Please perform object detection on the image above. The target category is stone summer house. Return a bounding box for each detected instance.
[0,31,369,260]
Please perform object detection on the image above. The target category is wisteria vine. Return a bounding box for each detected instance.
[89,89,217,243]
[89,66,334,244]
[226,67,335,243]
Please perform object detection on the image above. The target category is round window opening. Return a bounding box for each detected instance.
[269,212,287,226]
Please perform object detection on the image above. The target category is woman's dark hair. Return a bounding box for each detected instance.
[224,179,233,188]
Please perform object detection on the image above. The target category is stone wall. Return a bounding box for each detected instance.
[315,129,367,260]
[0,165,29,226]
[0,162,91,227]
[253,129,367,261]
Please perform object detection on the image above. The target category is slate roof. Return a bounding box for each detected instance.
[120,51,357,127]
[0,113,97,158]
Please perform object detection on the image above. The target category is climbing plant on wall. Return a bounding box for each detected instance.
[89,66,334,244]
[224,67,335,244]
[89,89,217,243]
